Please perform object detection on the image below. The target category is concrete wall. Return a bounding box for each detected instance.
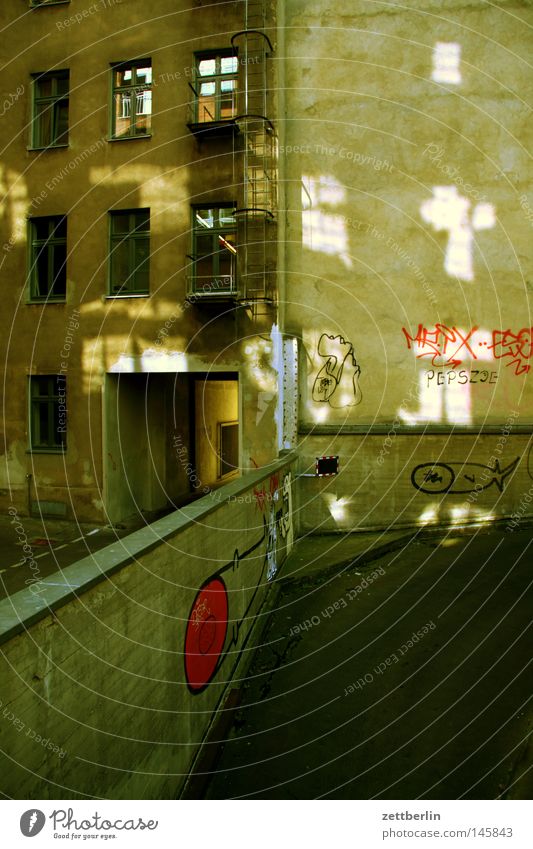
[0,455,297,799]
[281,0,533,529]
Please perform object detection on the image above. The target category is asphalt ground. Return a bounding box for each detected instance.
[205,525,532,799]
[0,512,140,599]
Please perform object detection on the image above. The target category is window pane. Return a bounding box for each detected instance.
[52,244,67,296]
[221,79,236,93]
[110,239,130,289]
[136,66,152,85]
[113,93,132,137]
[134,210,150,231]
[111,213,131,234]
[196,234,214,257]
[52,217,67,238]
[55,101,69,144]
[133,239,149,290]
[219,208,236,226]
[33,218,50,241]
[34,102,53,146]
[196,210,215,229]
[198,58,216,77]
[221,56,238,74]
[114,68,133,87]
[35,77,52,98]
[56,75,69,96]
[136,88,152,115]
[35,247,49,297]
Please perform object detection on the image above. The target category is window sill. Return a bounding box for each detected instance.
[26,299,66,305]
[107,135,153,143]
[27,144,69,152]
[31,2,70,8]
[26,449,66,455]
[105,293,150,299]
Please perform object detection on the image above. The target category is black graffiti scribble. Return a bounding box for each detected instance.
[412,458,520,495]
[312,333,362,408]
[184,474,293,694]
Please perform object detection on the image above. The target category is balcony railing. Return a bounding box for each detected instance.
[187,274,239,301]
[186,84,238,138]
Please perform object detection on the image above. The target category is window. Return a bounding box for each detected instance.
[194,52,238,123]
[109,209,150,295]
[191,205,237,294]
[29,375,66,451]
[218,421,238,479]
[28,216,67,302]
[31,71,69,148]
[111,61,152,138]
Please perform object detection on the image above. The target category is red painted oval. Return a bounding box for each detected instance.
[184,577,229,692]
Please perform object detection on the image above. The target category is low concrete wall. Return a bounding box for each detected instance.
[0,455,297,799]
[297,429,533,532]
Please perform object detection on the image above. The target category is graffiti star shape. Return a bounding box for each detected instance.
[312,333,362,408]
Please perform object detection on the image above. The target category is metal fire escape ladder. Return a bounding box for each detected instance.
[231,0,277,311]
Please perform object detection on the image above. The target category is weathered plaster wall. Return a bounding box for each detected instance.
[0,457,296,799]
[282,0,532,528]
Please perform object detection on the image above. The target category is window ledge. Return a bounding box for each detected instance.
[26,449,66,455]
[27,144,69,152]
[26,299,66,306]
[31,2,71,7]
[107,135,153,143]
[105,293,150,299]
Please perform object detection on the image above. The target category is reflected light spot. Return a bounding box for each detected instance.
[432,42,462,85]
[418,506,438,524]
[420,186,495,282]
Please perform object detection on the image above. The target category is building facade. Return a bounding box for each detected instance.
[1,0,532,532]
[1,0,283,526]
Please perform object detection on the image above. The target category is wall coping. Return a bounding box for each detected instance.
[0,453,297,647]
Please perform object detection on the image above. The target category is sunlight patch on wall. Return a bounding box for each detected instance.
[302,175,352,268]
[432,42,462,85]
[421,186,496,282]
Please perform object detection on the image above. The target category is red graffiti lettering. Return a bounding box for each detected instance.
[490,328,532,375]
[402,324,478,368]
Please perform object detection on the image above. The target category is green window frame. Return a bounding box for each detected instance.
[31,70,69,148]
[111,60,152,139]
[30,1,70,6]
[28,216,67,302]
[29,375,67,452]
[191,205,237,294]
[109,209,150,295]
[194,51,238,123]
